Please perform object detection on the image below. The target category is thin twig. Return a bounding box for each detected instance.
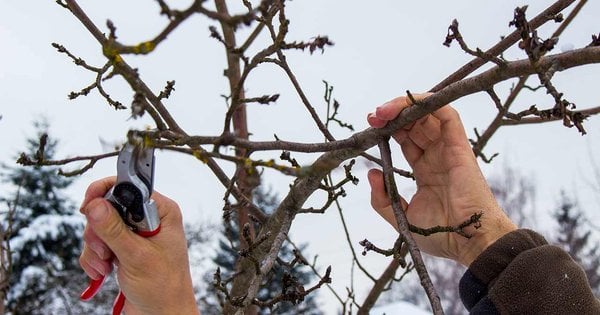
[502,105,600,125]
[16,151,119,177]
[444,19,507,67]
[333,180,376,282]
[472,0,589,158]
[285,237,347,307]
[358,258,404,315]
[431,0,576,92]
[64,0,184,134]
[378,139,443,314]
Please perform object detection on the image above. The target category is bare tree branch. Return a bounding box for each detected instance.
[431,0,576,92]
[358,258,404,314]
[378,139,443,314]
[64,0,185,134]
[35,1,600,313]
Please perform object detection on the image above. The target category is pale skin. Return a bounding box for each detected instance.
[79,94,517,312]
[79,177,199,315]
[366,94,517,266]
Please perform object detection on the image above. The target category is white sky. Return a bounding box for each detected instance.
[1,1,599,313]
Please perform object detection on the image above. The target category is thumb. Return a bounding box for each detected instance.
[83,198,138,261]
[367,168,409,231]
[367,169,391,210]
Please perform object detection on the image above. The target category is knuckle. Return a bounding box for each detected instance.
[161,197,183,223]
[163,198,180,212]
[171,204,183,223]
[82,226,97,243]
[79,260,93,277]
[370,200,378,210]
[84,177,116,199]
[394,96,408,103]
[447,106,460,118]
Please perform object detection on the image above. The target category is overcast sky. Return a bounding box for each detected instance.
[2,1,599,313]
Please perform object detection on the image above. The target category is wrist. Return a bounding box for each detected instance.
[158,293,199,315]
[169,280,199,314]
[151,269,198,315]
[458,209,517,266]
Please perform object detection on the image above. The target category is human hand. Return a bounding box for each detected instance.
[79,177,199,315]
[367,94,516,266]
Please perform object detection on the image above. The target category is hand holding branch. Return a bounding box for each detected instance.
[367,95,517,266]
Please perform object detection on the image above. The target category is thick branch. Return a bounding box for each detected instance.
[59,1,600,311]
[203,45,600,309]
[151,47,600,155]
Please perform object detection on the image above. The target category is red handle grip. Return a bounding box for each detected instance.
[80,277,105,301]
[80,224,161,314]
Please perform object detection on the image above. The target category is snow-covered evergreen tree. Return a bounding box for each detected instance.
[198,186,322,314]
[553,194,600,297]
[1,122,117,314]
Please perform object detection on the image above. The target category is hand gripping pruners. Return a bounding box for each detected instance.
[80,143,160,315]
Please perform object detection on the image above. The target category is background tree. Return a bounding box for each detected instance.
[552,193,600,296]
[0,169,15,315]
[0,122,118,314]
[199,186,321,314]
[7,1,600,314]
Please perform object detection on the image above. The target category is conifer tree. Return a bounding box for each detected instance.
[553,194,600,296]
[1,122,116,314]
[199,186,321,314]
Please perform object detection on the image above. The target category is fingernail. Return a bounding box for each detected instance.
[85,268,101,281]
[87,200,108,222]
[367,168,376,178]
[376,102,391,116]
[381,101,393,109]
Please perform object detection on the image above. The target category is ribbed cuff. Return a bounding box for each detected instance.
[467,229,548,285]
[459,229,547,311]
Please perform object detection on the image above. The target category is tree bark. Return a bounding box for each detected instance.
[214,1,258,314]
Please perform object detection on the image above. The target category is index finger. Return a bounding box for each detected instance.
[80,177,116,213]
[375,93,432,122]
[150,190,182,223]
[81,177,182,226]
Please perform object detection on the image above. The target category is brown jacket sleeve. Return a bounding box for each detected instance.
[459,229,600,314]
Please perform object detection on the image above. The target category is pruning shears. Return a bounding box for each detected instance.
[80,143,160,315]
